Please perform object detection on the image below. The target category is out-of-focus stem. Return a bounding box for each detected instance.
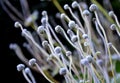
[43,70,59,83]
[52,0,65,13]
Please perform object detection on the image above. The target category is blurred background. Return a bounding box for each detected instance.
[0,0,120,82]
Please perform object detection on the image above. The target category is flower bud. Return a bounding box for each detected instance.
[66,51,72,56]
[71,35,78,43]
[59,67,67,75]
[68,21,76,29]
[72,1,78,8]
[29,58,36,66]
[89,4,98,12]
[17,64,25,71]
[54,46,62,54]
[64,4,69,10]
[82,10,90,16]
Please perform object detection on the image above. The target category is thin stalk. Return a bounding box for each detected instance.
[52,0,65,13]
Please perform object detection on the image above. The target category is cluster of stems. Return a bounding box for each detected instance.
[6,0,120,83]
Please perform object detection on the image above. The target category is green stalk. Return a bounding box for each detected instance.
[52,0,65,13]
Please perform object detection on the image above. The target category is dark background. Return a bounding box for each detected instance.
[0,0,120,83]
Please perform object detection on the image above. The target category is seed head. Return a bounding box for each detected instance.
[67,29,74,37]
[61,13,66,19]
[54,46,62,54]
[89,4,98,12]
[84,42,89,46]
[42,40,49,48]
[64,4,69,10]
[14,22,21,28]
[82,34,88,39]
[68,20,76,29]
[42,11,47,16]
[108,11,114,17]
[107,42,112,47]
[82,10,90,16]
[110,24,116,30]
[29,58,37,66]
[56,13,60,18]
[55,25,62,33]
[66,51,72,56]
[41,17,47,25]
[81,58,89,65]
[71,35,78,43]
[17,64,25,71]
[72,1,78,8]
[86,55,93,63]
[59,67,67,75]
[9,43,17,50]
[37,25,45,34]
[25,67,30,74]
